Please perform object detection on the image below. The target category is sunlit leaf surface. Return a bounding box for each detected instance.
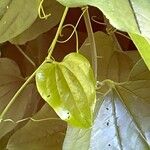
[36,53,96,128]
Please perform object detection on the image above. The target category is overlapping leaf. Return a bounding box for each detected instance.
[36,53,96,128]
[129,59,150,81]
[91,59,150,149]
[125,50,141,65]
[7,104,66,150]
[63,125,91,150]
[0,0,41,43]
[10,0,64,45]
[0,58,41,139]
[80,32,134,82]
[129,33,150,70]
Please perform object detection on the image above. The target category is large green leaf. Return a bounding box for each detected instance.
[0,58,41,139]
[80,32,134,82]
[0,0,11,18]
[7,104,66,150]
[10,0,64,45]
[36,53,96,128]
[0,0,40,43]
[129,33,150,70]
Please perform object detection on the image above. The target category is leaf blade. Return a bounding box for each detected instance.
[0,0,40,43]
[7,104,66,150]
[129,33,150,70]
[36,53,96,128]
[10,0,64,44]
[0,58,41,139]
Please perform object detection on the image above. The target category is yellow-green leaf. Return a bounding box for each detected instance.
[36,53,96,128]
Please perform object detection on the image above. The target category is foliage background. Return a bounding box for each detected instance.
[0,0,149,149]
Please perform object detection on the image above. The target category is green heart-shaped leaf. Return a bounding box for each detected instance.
[36,53,96,128]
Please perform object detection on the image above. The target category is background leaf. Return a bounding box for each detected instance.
[0,58,41,139]
[129,59,150,81]
[0,0,40,43]
[7,104,66,150]
[125,50,141,64]
[10,0,64,45]
[80,32,134,82]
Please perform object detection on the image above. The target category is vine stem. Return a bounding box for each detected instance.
[83,7,97,80]
[0,7,69,120]
[15,45,36,68]
[104,17,122,52]
[47,7,69,59]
